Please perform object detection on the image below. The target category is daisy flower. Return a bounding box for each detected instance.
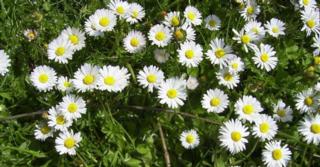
[299,0,317,9]
[123,30,146,53]
[108,0,129,18]
[61,27,86,51]
[184,6,202,26]
[299,114,320,145]
[30,65,57,92]
[312,35,320,56]
[154,49,170,63]
[205,38,234,68]
[262,140,292,167]
[265,18,286,38]
[204,14,221,31]
[56,76,73,92]
[174,24,196,42]
[201,88,229,113]
[216,68,240,89]
[58,95,87,121]
[137,65,164,92]
[23,29,38,41]
[301,7,320,36]
[73,63,100,92]
[177,41,203,68]
[0,50,10,76]
[186,76,199,90]
[240,0,260,21]
[47,37,74,64]
[125,3,145,24]
[252,114,278,141]
[148,24,172,47]
[232,28,257,52]
[91,9,117,32]
[34,122,53,141]
[295,88,318,113]
[158,77,187,109]
[55,130,82,155]
[244,20,265,41]
[97,65,130,92]
[315,82,320,92]
[180,129,200,149]
[164,11,181,27]
[48,106,72,131]
[272,100,293,123]
[84,15,104,37]
[234,95,263,123]
[252,43,278,71]
[219,119,249,154]
[227,55,245,73]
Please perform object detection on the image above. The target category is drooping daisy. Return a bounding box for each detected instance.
[180,129,200,149]
[91,9,117,32]
[47,37,74,64]
[205,38,234,68]
[34,122,53,141]
[56,76,73,92]
[125,3,145,24]
[204,14,221,31]
[227,55,245,73]
[186,76,199,90]
[262,140,292,167]
[265,18,286,38]
[108,0,129,18]
[252,114,278,141]
[301,7,320,36]
[232,28,257,52]
[137,65,164,93]
[252,43,278,72]
[58,95,87,121]
[84,15,104,37]
[163,11,181,27]
[123,30,146,53]
[201,88,229,113]
[158,77,187,109]
[60,27,86,51]
[234,95,263,123]
[295,88,318,113]
[299,114,320,145]
[299,0,317,9]
[174,24,196,42]
[272,100,293,123]
[23,29,38,41]
[73,63,100,92]
[244,20,265,41]
[177,41,203,68]
[240,0,260,21]
[48,106,72,131]
[148,24,172,47]
[30,65,57,92]
[154,49,170,63]
[97,65,130,92]
[55,130,82,155]
[216,68,240,89]
[184,6,202,26]
[0,50,11,76]
[312,35,320,56]
[219,119,249,154]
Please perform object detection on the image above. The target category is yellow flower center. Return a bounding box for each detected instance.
[303,0,310,5]
[27,31,35,39]
[187,12,196,21]
[223,73,233,81]
[167,89,177,99]
[243,104,254,115]
[307,19,315,29]
[259,122,270,133]
[314,56,320,65]
[209,20,216,27]
[272,26,279,33]
[130,37,140,47]
[241,35,250,44]
[146,74,157,83]
[186,134,195,144]
[64,81,71,88]
[38,74,49,83]
[69,34,79,45]
[155,31,166,41]
[215,48,225,58]
[260,53,269,62]
[56,115,65,125]
[40,126,50,134]
[304,97,313,106]
[64,137,75,149]
[252,27,259,34]
[99,17,110,27]
[310,123,320,134]
[55,47,65,56]
[171,16,180,26]
[132,10,139,18]
[185,50,194,59]
[210,98,221,107]
[272,149,283,160]
[231,131,242,142]
[104,76,116,86]
[246,6,254,15]
[277,109,286,117]
[83,75,94,85]
[116,6,125,14]
[174,29,185,40]
[231,63,239,70]
[67,103,78,113]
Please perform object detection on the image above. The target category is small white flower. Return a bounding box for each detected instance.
[108,0,129,18]
[252,114,278,141]
[244,20,265,41]
[91,9,117,32]
[55,130,82,155]
[186,76,199,90]
[265,18,286,38]
[312,35,320,56]
[137,65,165,92]
[184,6,202,26]
[34,122,53,141]
[262,140,292,167]
[48,106,72,131]
[240,1,260,21]
[201,88,229,113]
[154,49,170,63]
[47,37,74,64]
[84,15,104,37]
[60,27,86,51]
[0,50,11,76]
[177,41,203,68]
[56,76,73,92]
[23,29,38,41]
[125,3,145,24]
[30,65,57,92]
[58,95,87,121]
[173,24,196,42]
[205,38,234,68]
[180,129,200,149]
[227,55,245,73]
[216,68,240,89]
[295,88,318,113]
[272,100,293,123]
[301,7,320,36]
[158,77,187,109]
[204,15,221,31]
[148,24,172,47]
[163,11,181,27]
[123,30,146,53]
[232,28,257,52]
[97,65,130,92]
[73,63,100,92]
[252,43,278,72]
[234,95,263,123]
[299,114,320,145]
[299,0,317,9]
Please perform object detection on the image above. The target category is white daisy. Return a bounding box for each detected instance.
[123,30,146,53]
[177,41,203,68]
[47,37,74,64]
[91,9,117,32]
[164,11,181,27]
[265,18,286,38]
[84,15,104,37]
[312,35,320,56]
[48,106,72,131]
[240,0,260,21]
[23,29,38,41]
[201,88,229,113]
[137,65,164,92]
[55,130,82,155]
[34,122,53,141]
[262,140,292,167]
[125,3,145,24]
[219,119,249,154]
[158,77,187,109]
[301,7,320,36]
[60,27,86,51]
[234,95,263,123]
[315,82,320,92]
[227,55,245,73]
[295,88,318,113]
[73,63,100,92]
[244,20,265,41]
[174,24,196,42]
[299,114,320,145]
[204,14,221,31]
[186,76,199,90]
[205,38,234,68]
[148,24,172,47]
[56,76,73,92]
[299,0,317,9]
[58,95,87,121]
[272,100,293,123]
[232,28,257,52]
[154,49,170,63]
[252,114,278,141]
[216,68,240,89]
[180,129,200,149]
[108,0,129,18]
[184,6,202,26]
[252,43,278,72]
[0,50,10,76]
[30,65,57,92]
[97,65,130,92]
